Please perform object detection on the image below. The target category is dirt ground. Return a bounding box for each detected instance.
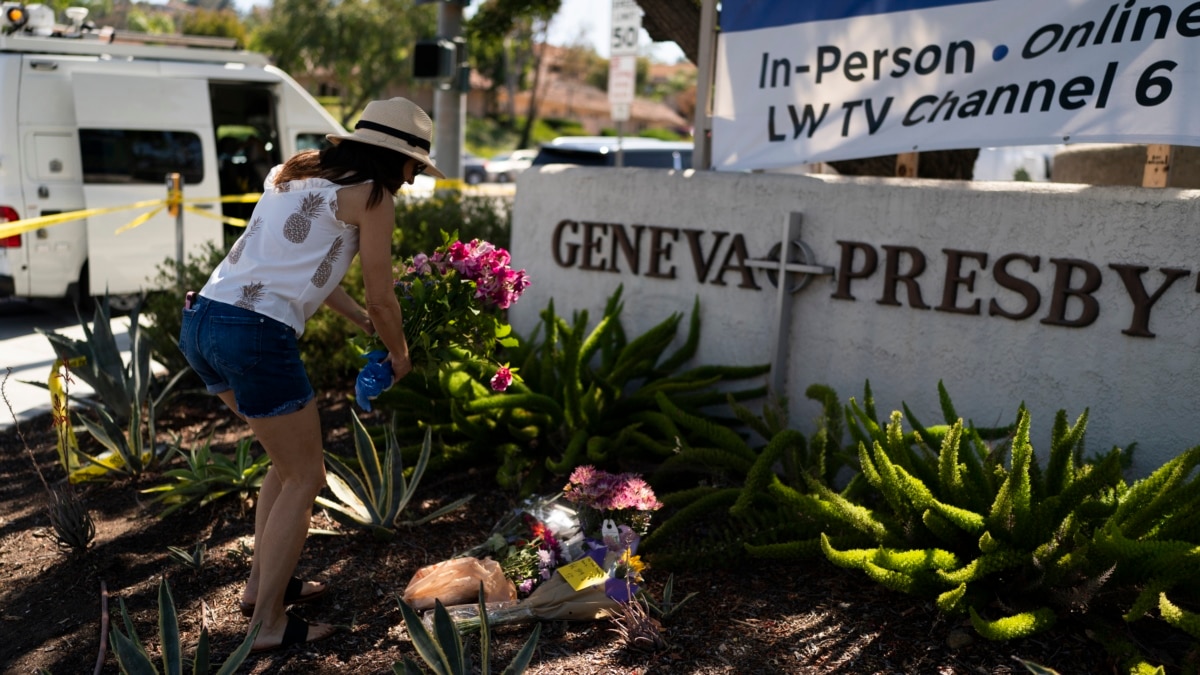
[0,387,1189,674]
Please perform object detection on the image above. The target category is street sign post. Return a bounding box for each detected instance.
[609,0,641,165]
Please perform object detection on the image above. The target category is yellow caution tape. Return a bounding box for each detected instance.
[182,204,247,228]
[0,193,263,239]
[113,205,166,235]
[0,198,165,239]
[49,356,87,477]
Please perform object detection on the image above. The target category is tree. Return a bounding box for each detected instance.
[467,0,560,149]
[181,8,246,47]
[252,0,435,128]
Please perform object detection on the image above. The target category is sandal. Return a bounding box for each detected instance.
[239,577,327,617]
[249,613,334,654]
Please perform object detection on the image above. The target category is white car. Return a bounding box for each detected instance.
[485,149,537,183]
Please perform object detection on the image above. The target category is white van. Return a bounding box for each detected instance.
[0,4,345,307]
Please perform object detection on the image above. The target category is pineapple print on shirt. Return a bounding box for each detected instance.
[283,193,326,243]
[234,281,265,311]
[312,236,344,288]
[227,216,263,264]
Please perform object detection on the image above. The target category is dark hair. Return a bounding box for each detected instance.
[274,140,415,209]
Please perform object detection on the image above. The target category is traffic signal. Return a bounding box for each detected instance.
[413,39,456,81]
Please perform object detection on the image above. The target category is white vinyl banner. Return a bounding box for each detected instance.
[712,0,1200,171]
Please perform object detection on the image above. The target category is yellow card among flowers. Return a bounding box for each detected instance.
[556,556,608,591]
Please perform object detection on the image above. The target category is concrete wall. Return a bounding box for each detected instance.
[509,167,1200,476]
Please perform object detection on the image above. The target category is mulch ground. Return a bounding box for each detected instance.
[0,388,1191,674]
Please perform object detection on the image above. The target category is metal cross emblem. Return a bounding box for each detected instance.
[743,212,835,397]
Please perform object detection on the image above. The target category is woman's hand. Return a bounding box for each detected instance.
[388,350,413,382]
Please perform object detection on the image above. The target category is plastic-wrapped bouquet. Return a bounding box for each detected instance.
[426,468,663,630]
[354,232,530,410]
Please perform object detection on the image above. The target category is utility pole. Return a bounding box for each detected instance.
[435,1,466,182]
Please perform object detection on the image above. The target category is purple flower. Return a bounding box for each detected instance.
[408,252,431,275]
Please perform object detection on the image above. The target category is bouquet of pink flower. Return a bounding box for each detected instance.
[562,465,663,538]
[354,232,530,409]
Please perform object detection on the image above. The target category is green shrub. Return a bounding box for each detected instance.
[394,192,512,256]
[369,286,769,494]
[639,386,862,569]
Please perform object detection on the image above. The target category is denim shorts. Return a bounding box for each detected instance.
[178,295,314,418]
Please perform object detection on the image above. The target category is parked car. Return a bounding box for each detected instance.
[485,149,537,183]
[531,137,693,170]
[429,152,489,185]
[463,152,488,185]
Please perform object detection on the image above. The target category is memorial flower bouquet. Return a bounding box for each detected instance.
[426,467,664,630]
[562,465,664,538]
[354,233,530,409]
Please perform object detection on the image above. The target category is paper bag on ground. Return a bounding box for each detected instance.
[402,557,517,610]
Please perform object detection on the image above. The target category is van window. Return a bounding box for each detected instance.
[79,129,204,185]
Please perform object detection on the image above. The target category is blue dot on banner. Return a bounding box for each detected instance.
[993,45,1009,61]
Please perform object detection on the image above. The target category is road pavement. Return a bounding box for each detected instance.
[0,298,134,432]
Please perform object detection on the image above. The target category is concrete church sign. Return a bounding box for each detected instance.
[509,167,1200,475]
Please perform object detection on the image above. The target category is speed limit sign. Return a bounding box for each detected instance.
[610,0,641,57]
[609,0,641,120]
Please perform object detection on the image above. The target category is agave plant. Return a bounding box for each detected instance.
[29,293,189,480]
[316,413,473,540]
[109,577,257,675]
[395,589,540,675]
[143,437,270,517]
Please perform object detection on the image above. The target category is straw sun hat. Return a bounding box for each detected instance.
[326,97,446,178]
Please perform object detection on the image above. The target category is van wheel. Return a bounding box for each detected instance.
[465,171,484,185]
[67,262,93,314]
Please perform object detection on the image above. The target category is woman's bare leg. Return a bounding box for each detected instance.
[216,391,324,609]
[222,395,334,647]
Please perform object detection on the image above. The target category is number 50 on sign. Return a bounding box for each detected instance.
[611,0,641,56]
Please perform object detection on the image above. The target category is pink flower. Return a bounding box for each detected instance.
[490,366,513,392]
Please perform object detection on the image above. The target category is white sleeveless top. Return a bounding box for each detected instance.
[200,166,363,336]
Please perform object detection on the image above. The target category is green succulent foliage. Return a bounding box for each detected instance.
[166,542,207,573]
[642,385,863,568]
[316,414,474,540]
[109,577,257,675]
[368,285,769,494]
[45,485,96,553]
[142,437,270,516]
[395,588,539,675]
[29,293,189,480]
[814,383,1140,641]
[1086,445,1200,631]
